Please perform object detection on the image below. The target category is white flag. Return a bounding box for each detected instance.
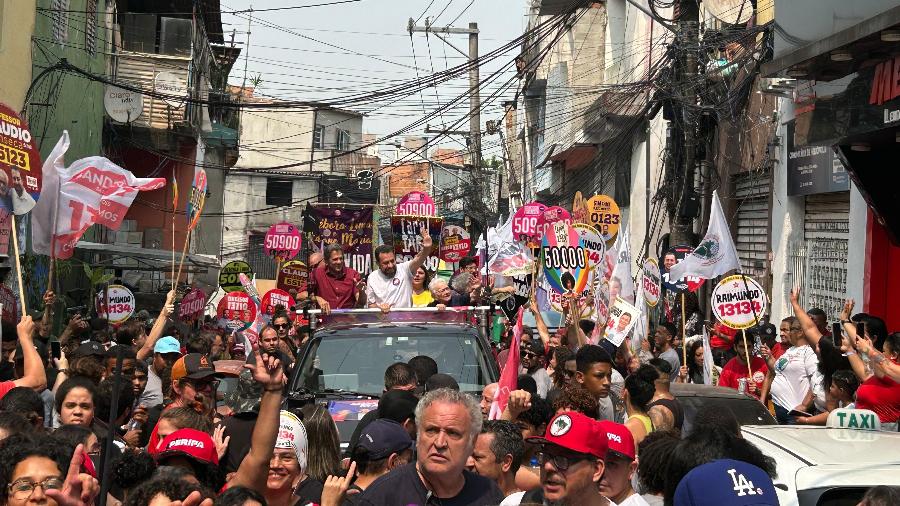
[31,132,70,256]
[608,225,635,305]
[631,282,648,353]
[702,326,715,385]
[667,191,741,280]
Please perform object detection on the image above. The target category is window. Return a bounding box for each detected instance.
[313,125,325,149]
[265,178,292,207]
[336,129,350,151]
[52,0,69,43]
[84,0,97,55]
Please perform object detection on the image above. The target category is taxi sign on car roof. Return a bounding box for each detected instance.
[826,408,881,431]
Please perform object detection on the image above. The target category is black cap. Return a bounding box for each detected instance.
[378,389,418,424]
[71,341,105,358]
[354,419,413,460]
[425,373,459,392]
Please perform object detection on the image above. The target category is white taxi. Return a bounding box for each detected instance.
[741,408,900,506]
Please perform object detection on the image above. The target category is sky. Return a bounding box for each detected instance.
[221,0,527,157]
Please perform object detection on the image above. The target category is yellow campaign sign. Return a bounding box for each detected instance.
[586,194,620,242]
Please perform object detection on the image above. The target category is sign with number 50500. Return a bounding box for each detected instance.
[711,275,768,330]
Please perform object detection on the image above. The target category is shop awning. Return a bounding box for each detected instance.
[75,241,221,271]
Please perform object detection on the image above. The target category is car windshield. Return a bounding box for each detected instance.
[296,328,494,396]
[679,396,776,434]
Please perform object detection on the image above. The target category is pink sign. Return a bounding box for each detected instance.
[260,288,293,315]
[264,222,302,263]
[216,291,257,331]
[178,288,207,321]
[396,191,436,216]
[538,206,572,238]
[512,202,548,247]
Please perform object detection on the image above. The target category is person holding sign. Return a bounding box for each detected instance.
[717,331,768,399]
[367,228,433,311]
[309,243,367,314]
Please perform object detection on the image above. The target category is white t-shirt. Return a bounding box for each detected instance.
[770,344,818,410]
[366,261,414,308]
[499,491,525,505]
[616,493,651,506]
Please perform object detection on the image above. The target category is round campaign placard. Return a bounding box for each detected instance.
[264,222,302,263]
[586,195,620,242]
[538,206,572,240]
[261,288,293,315]
[96,284,135,324]
[396,191,435,216]
[541,221,590,295]
[642,258,661,307]
[439,224,471,262]
[571,223,605,268]
[512,202,547,247]
[216,291,257,331]
[711,275,768,330]
[219,260,253,293]
[276,260,308,294]
[178,288,207,321]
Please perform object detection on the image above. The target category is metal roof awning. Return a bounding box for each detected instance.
[76,241,221,271]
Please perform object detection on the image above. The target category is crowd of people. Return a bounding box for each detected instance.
[0,240,897,506]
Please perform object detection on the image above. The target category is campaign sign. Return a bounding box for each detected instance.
[396,191,436,216]
[572,223,605,269]
[512,202,547,247]
[571,191,588,223]
[261,288,293,315]
[178,288,207,322]
[277,260,308,294]
[96,284,136,324]
[661,245,705,293]
[541,221,589,295]
[538,206,572,239]
[711,275,768,330]
[642,258,661,307]
[586,195,620,242]
[545,273,595,319]
[216,291,257,331]
[0,103,42,212]
[187,169,207,231]
[219,260,253,293]
[604,297,641,347]
[391,216,443,271]
[488,241,534,277]
[439,225,471,262]
[264,222,302,263]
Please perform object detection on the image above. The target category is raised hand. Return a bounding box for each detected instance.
[213,425,231,461]
[321,461,358,506]
[170,490,214,506]
[45,444,99,506]
[243,350,284,391]
[17,315,35,341]
[840,299,855,321]
[421,227,433,250]
[789,287,800,305]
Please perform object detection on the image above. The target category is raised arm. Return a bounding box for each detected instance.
[790,288,822,348]
[529,299,551,348]
[407,227,434,275]
[228,352,285,492]
[137,290,175,361]
[14,316,47,391]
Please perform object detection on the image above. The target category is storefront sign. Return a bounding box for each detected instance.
[219,260,253,293]
[304,205,374,276]
[512,202,547,247]
[786,121,850,196]
[586,195,620,242]
[396,191,436,216]
[178,288,207,321]
[276,260,308,294]
[439,225,471,262]
[642,258,661,307]
[261,288,293,315]
[216,291,257,331]
[711,275,768,330]
[264,222,302,263]
[391,216,443,271]
[96,284,136,324]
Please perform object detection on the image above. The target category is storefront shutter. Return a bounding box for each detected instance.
[801,192,850,320]
[733,169,771,280]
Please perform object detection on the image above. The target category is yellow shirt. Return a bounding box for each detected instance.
[411,290,434,307]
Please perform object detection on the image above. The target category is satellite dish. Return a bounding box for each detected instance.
[706,0,753,25]
[104,86,143,123]
[154,71,188,107]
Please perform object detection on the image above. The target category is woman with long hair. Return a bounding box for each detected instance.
[624,365,660,452]
[679,340,705,384]
[299,405,341,484]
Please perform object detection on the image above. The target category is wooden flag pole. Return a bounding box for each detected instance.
[741,328,753,380]
[171,211,176,287]
[174,229,192,287]
[681,292,687,367]
[9,215,26,315]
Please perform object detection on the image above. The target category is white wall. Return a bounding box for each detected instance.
[238,107,315,169]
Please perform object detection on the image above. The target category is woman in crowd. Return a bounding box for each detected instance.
[55,377,97,428]
[299,405,341,484]
[0,433,99,506]
[761,313,818,424]
[679,340,705,385]
[844,329,900,430]
[266,410,321,506]
[149,406,213,452]
[624,364,659,451]
[410,266,434,307]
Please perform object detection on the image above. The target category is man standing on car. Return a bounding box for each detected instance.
[367,228,433,310]
[311,243,367,314]
[356,388,504,505]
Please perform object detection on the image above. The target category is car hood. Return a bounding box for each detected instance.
[742,425,900,465]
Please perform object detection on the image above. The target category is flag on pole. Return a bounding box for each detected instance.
[30,132,69,256]
[608,225,635,305]
[702,325,715,385]
[489,308,522,420]
[667,191,741,281]
[171,173,179,210]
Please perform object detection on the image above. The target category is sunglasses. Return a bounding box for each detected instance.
[537,451,595,471]
[273,323,291,330]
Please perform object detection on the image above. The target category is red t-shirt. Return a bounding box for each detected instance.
[0,381,16,401]
[718,356,769,398]
[710,323,737,350]
[855,375,900,423]
[310,264,361,310]
[772,342,787,359]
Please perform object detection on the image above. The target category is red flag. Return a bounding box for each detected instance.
[490,308,523,420]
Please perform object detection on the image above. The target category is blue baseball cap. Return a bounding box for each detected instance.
[353,419,413,460]
[154,336,182,355]
[674,459,779,506]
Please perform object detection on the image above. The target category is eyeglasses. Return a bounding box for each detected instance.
[8,477,63,499]
[181,378,220,392]
[537,451,594,471]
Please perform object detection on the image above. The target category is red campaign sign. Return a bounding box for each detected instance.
[439,225,471,262]
[264,222,302,262]
[216,291,257,331]
[261,289,293,315]
[276,260,308,294]
[512,202,547,247]
[0,102,43,201]
[178,288,207,321]
[396,191,436,216]
[0,284,18,324]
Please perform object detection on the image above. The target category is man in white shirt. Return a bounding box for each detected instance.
[366,228,432,310]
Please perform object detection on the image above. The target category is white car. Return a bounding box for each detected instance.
[741,409,900,506]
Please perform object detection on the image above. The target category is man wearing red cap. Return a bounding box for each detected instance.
[154,428,225,490]
[517,411,615,506]
[598,421,648,506]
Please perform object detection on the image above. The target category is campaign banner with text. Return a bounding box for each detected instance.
[391,215,443,271]
[304,205,374,275]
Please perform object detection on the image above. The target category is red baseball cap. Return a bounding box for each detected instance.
[597,420,635,461]
[526,411,608,459]
[155,428,219,466]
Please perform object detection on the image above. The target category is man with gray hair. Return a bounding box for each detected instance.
[310,242,366,314]
[356,388,505,505]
